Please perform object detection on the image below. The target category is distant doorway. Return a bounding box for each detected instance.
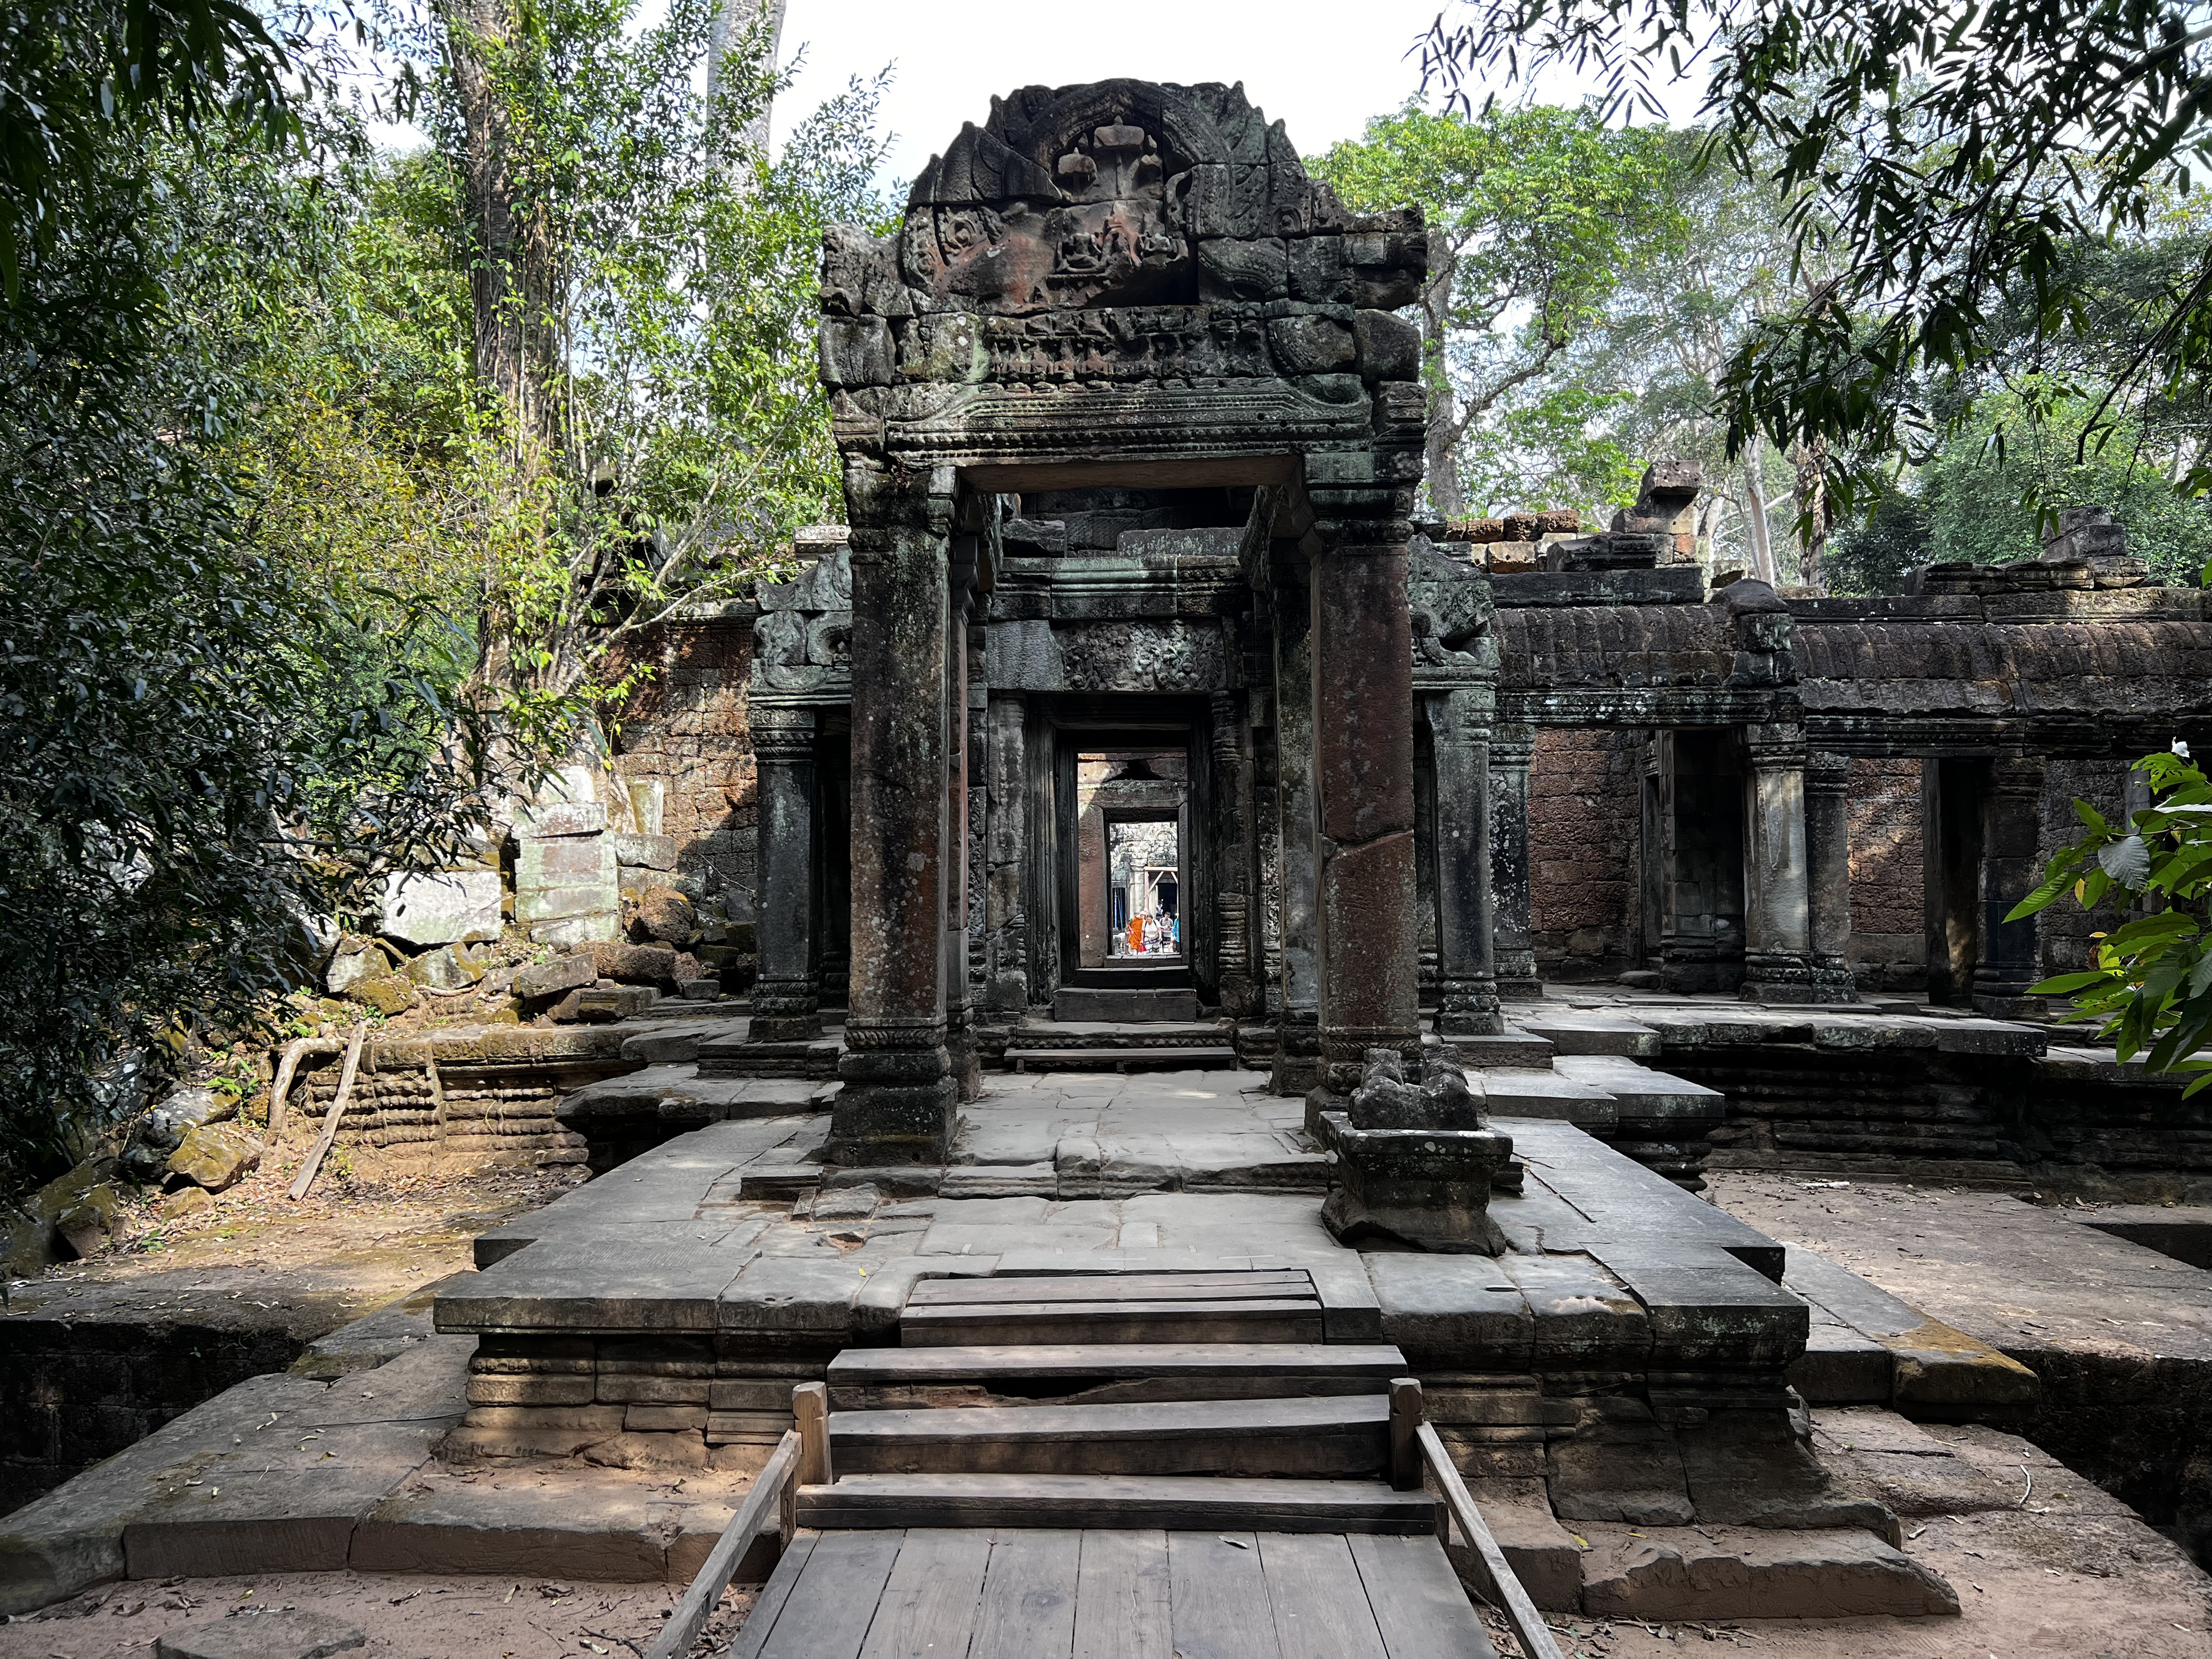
[1072,747,1188,968]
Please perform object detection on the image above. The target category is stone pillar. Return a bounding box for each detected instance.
[828,466,954,1165]
[982,693,1028,1012]
[748,706,819,1042]
[1489,724,1542,998]
[1973,754,2047,1017]
[1309,511,1421,1095]
[1271,567,1320,1093]
[942,583,982,1102]
[1804,749,1859,1003]
[1427,688,1501,1036]
[1212,690,1260,1019]
[1740,723,1818,1003]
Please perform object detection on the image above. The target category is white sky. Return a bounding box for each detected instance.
[768,0,1697,182]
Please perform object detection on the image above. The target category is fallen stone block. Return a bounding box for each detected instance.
[1578,1522,1959,1620]
[166,1125,260,1193]
[341,973,414,1016]
[379,869,502,948]
[575,983,658,1022]
[514,953,597,1000]
[156,1609,367,1659]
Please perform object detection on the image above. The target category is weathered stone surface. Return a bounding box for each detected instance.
[342,973,415,1016]
[632,885,697,944]
[379,869,502,947]
[515,837,619,920]
[166,1125,260,1193]
[513,800,607,837]
[608,831,677,869]
[155,1610,367,1659]
[1364,1253,1532,1366]
[1577,1524,1959,1619]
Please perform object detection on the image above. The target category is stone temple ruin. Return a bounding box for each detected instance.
[15,75,2212,1650]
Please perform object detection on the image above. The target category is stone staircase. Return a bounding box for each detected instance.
[1002,1018,1238,1073]
[1052,958,1199,1023]
[795,1269,1438,1533]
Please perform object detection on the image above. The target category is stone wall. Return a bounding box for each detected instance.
[1846,758,1925,989]
[1529,728,1645,980]
[2036,758,2131,977]
[609,619,758,901]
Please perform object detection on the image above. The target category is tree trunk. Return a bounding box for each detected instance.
[1741,438,1779,586]
[1422,229,1468,521]
[441,0,562,461]
[1791,437,1829,594]
[707,0,788,151]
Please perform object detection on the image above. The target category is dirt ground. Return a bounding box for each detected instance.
[0,1570,751,1658]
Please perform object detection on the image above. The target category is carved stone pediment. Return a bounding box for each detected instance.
[1407,537,1499,676]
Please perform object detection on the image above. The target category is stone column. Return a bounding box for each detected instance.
[1309,508,1421,1095]
[1427,688,1501,1036]
[1805,749,1859,1003]
[942,581,982,1102]
[1212,690,1260,1019]
[1973,754,2047,1017]
[749,707,820,1043]
[1271,567,1320,1093]
[1489,724,1542,998]
[1740,722,1817,1002]
[828,465,954,1165]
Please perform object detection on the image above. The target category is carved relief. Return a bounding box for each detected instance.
[1057,620,1225,692]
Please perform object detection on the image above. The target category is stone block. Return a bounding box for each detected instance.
[1501,1251,1651,1368]
[1547,1430,1693,1526]
[609,832,677,869]
[514,800,607,838]
[466,1373,594,1407]
[1364,1254,1532,1367]
[1198,236,1288,299]
[342,973,415,1016]
[349,1470,666,1579]
[155,1609,367,1659]
[1457,1477,1584,1611]
[1286,234,1349,301]
[513,954,597,1000]
[626,1403,708,1433]
[575,983,658,1022]
[1321,1115,1514,1253]
[379,870,503,947]
[818,315,893,387]
[1266,314,1355,373]
[1588,1245,1806,1367]
[1354,309,1420,381]
[166,1126,260,1193]
[583,941,679,983]
[529,911,623,948]
[515,836,619,907]
[1577,1524,1958,1620]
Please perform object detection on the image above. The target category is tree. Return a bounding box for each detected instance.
[1421,0,2212,520]
[2010,748,2212,1091]
[1311,104,1687,519]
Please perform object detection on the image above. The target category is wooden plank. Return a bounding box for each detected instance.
[795,1382,831,1486]
[1417,1423,1565,1659]
[799,1474,1437,1536]
[908,1272,1313,1307]
[1168,1531,1281,1659]
[1389,1378,1423,1492]
[755,1528,904,1659]
[828,1344,1407,1383]
[644,1430,799,1659]
[1072,1530,1171,1659]
[1256,1533,1389,1659]
[855,1528,993,1659]
[1347,1534,1498,1659]
[289,1024,366,1202]
[725,1531,818,1659]
[970,1528,1081,1658]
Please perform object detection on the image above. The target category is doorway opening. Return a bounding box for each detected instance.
[1075,748,1188,967]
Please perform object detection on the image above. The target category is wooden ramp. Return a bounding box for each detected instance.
[727,1527,1495,1659]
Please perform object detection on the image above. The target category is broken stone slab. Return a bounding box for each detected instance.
[513,953,597,1000]
[155,1609,367,1659]
[353,1469,677,1578]
[1456,1477,1583,1611]
[1499,1250,1652,1369]
[1478,1067,1618,1129]
[608,831,677,869]
[1577,1522,1959,1620]
[1811,1406,2018,1517]
[1674,1419,1897,1539]
[1584,1243,1807,1369]
[1511,1008,1662,1058]
[513,800,607,838]
[1546,1425,1693,1526]
[575,983,658,1022]
[379,869,502,948]
[1783,1246,2039,1414]
[529,911,623,948]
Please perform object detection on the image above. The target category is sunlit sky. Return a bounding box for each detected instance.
[769,0,1709,182]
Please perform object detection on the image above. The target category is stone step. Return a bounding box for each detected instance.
[796,1473,1439,1533]
[1051,986,1201,1022]
[1514,1008,1663,1057]
[1006,1046,1240,1073]
[1477,1065,1619,1127]
[901,1297,1324,1347]
[1004,1020,1225,1050]
[1444,1026,1556,1067]
[907,1269,1313,1306]
[827,1394,1390,1478]
[694,1035,842,1080]
[1552,1055,1725,1121]
[1070,962,1194,989]
[824,1341,1408,1411]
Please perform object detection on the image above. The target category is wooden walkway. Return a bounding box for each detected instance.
[728,1527,1495,1659]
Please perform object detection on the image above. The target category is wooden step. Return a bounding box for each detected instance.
[825,1340,1408,1410]
[900,1297,1323,1347]
[905,1269,1312,1307]
[797,1473,1439,1533]
[829,1394,1390,1478]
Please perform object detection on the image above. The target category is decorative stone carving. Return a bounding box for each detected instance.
[1321,1048,1515,1253]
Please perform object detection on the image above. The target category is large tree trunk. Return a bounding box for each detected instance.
[1791,437,1829,594]
[1741,438,1779,585]
[441,0,562,461]
[1422,230,1468,521]
[706,0,787,151]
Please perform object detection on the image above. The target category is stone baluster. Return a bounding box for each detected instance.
[1805,749,1859,1003]
[827,464,956,1166]
[1740,722,1818,1001]
[1427,688,1502,1036]
[748,707,819,1043]
[1489,724,1542,998]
